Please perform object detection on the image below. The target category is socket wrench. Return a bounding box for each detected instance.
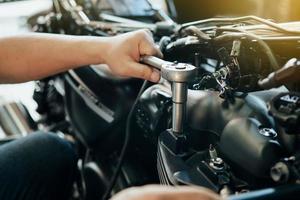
[140,55,197,134]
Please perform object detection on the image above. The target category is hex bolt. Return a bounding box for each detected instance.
[270,162,290,183]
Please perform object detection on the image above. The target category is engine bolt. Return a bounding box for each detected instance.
[270,162,289,183]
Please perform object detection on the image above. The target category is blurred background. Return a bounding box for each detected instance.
[171,0,300,23]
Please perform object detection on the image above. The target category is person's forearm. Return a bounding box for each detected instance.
[0,33,107,83]
[0,30,162,83]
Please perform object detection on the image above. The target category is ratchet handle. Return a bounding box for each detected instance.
[140,55,167,70]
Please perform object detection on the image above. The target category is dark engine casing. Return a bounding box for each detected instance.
[64,65,142,150]
[187,88,287,180]
[137,83,289,190]
[219,118,283,179]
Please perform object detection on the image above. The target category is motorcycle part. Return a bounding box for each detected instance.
[268,92,300,134]
[102,80,149,200]
[259,58,300,89]
[64,67,140,149]
[219,118,283,178]
[270,161,290,183]
[228,184,300,200]
[0,100,36,137]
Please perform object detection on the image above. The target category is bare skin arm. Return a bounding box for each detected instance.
[0,30,162,83]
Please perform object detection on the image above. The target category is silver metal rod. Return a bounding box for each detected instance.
[172,83,187,134]
[172,103,185,134]
[140,56,168,70]
[172,82,187,103]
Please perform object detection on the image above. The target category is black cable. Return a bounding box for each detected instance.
[213,31,280,70]
[80,149,90,200]
[102,80,149,200]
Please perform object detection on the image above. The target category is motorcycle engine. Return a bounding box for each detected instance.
[30,0,300,199]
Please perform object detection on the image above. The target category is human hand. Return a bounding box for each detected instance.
[110,185,221,200]
[103,30,163,82]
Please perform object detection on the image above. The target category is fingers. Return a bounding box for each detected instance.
[104,29,163,81]
[129,62,160,82]
[137,30,163,58]
[134,30,163,81]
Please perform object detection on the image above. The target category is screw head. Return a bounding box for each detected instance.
[174,64,187,70]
